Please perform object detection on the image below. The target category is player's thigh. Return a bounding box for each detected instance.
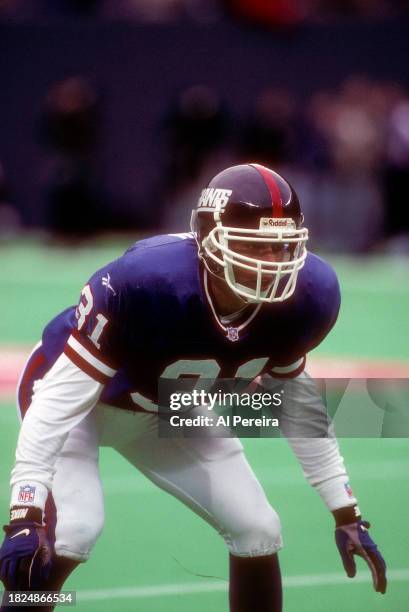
[104,408,282,555]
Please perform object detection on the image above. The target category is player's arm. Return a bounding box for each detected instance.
[10,275,120,513]
[261,367,387,594]
[0,273,120,590]
[0,356,104,591]
[10,354,105,509]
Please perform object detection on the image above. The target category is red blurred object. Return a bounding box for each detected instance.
[226,0,305,26]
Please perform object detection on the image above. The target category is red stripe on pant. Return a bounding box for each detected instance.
[17,347,48,418]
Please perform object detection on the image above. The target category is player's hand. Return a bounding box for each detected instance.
[0,509,51,590]
[335,519,387,594]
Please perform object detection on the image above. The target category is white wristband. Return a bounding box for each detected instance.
[316,477,358,511]
[10,481,49,511]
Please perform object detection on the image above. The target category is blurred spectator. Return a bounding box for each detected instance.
[0,0,407,252]
[38,77,152,235]
[161,85,229,191]
[0,162,21,237]
[290,77,386,252]
[0,0,102,20]
[307,0,409,20]
[40,76,100,157]
[38,76,108,237]
[310,0,388,19]
[238,88,299,167]
[1,0,409,22]
[328,77,384,175]
[158,76,407,249]
[0,0,211,22]
[158,85,234,230]
[102,0,186,22]
[44,0,102,17]
[383,86,409,237]
[301,92,334,171]
[224,0,306,27]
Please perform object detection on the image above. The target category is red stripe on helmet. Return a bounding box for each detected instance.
[251,163,283,217]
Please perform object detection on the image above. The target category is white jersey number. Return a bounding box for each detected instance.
[76,285,109,349]
[131,357,269,412]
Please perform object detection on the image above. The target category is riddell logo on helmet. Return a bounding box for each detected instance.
[259,217,296,230]
[197,188,232,211]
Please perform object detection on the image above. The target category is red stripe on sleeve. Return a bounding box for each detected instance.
[64,344,110,385]
[269,356,306,379]
[71,328,117,370]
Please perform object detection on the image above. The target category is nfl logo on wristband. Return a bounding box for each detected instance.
[18,485,36,503]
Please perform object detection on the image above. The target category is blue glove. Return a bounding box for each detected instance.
[335,518,387,594]
[0,508,51,591]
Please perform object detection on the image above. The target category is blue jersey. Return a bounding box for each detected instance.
[41,233,340,413]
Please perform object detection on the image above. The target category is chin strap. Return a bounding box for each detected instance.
[202,258,250,309]
[199,252,223,280]
[199,235,252,307]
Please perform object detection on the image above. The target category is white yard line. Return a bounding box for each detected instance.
[77,569,409,601]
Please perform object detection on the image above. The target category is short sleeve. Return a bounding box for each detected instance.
[267,257,341,380]
[63,267,122,384]
[268,356,306,379]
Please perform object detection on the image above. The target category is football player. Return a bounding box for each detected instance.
[0,164,386,611]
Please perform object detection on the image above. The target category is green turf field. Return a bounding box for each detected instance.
[1,241,408,611]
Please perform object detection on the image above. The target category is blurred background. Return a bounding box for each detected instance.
[0,2,408,611]
[0,0,409,250]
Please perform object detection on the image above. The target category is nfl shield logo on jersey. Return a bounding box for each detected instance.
[226,327,239,342]
[18,485,36,503]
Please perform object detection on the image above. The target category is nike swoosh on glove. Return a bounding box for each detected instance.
[335,520,387,594]
[0,519,51,590]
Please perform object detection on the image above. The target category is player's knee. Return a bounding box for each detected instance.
[54,513,104,562]
[227,505,283,557]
